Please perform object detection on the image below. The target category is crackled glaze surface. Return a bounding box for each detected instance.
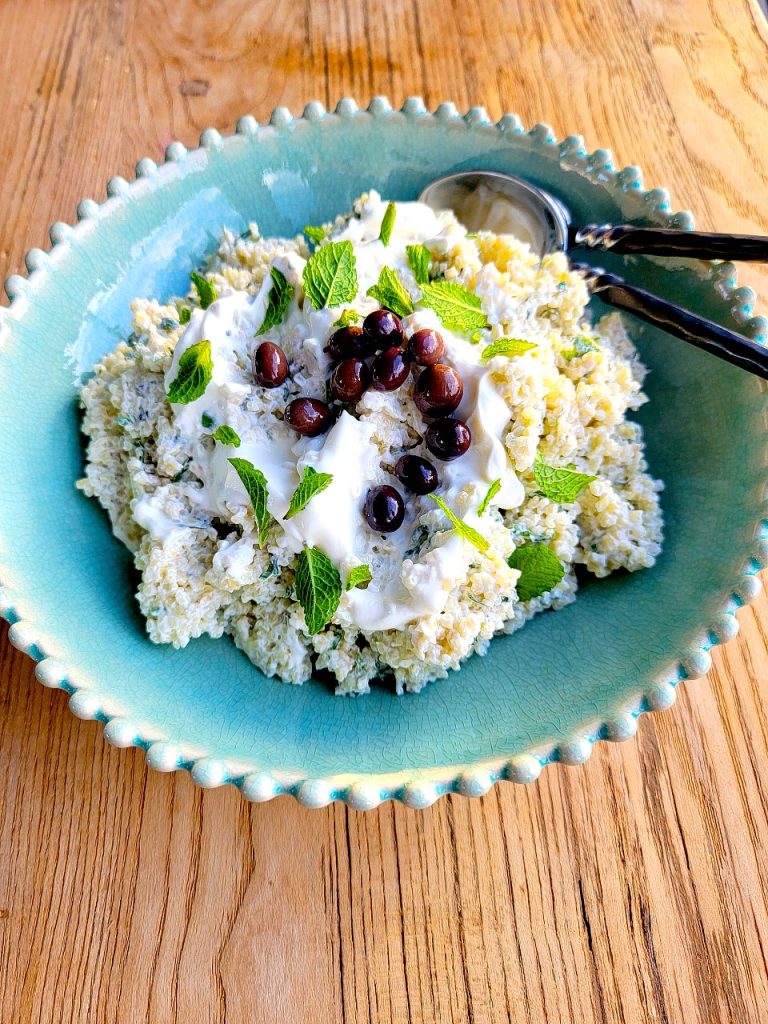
[0,98,766,808]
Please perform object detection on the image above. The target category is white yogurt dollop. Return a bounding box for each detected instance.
[162,192,524,630]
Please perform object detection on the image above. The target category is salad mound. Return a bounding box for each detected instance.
[77,193,663,694]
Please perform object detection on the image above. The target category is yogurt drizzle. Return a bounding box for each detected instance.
[145,194,525,631]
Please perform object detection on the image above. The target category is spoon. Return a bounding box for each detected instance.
[419,170,768,380]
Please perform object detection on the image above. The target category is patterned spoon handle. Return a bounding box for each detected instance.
[573,263,768,380]
[573,224,768,262]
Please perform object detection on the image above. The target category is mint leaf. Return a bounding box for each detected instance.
[304,224,326,246]
[534,456,596,504]
[167,339,213,404]
[295,547,342,634]
[212,425,241,447]
[406,244,431,286]
[201,412,214,428]
[190,271,217,310]
[482,338,537,361]
[178,306,191,325]
[419,280,487,333]
[562,337,598,360]
[345,564,372,591]
[284,466,333,519]
[303,240,358,309]
[477,478,501,516]
[379,202,396,245]
[366,266,414,318]
[508,542,565,601]
[333,308,360,327]
[470,329,485,344]
[257,267,294,335]
[228,457,271,545]
[428,495,489,554]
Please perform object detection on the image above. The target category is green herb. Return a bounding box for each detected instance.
[477,479,501,516]
[470,329,485,344]
[404,524,429,560]
[428,494,489,554]
[419,280,488,333]
[178,307,191,325]
[295,546,342,634]
[345,564,372,591]
[562,336,598,360]
[332,308,360,327]
[366,265,414,318]
[379,202,396,245]
[257,267,294,335]
[303,240,358,309]
[159,317,178,332]
[481,337,537,361]
[510,524,534,541]
[228,458,271,545]
[212,425,241,447]
[166,339,213,404]
[507,542,565,601]
[170,457,191,483]
[201,412,215,428]
[190,271,217,310]
[405,243,431,286]
[534,456,596,504]
[260,555,280,580]
[303,224,326,246]
[284,466,334,519]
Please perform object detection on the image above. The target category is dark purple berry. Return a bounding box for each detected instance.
[363,309,403,351]
[363,485,405,533]
[407,328,444,366]
[285,397,334,437]
[329,357,370,403]
[253,341,289,387]
[394,455,439,494]
[324,325,367,361]
[425,418,471,461]
[371,346,410,391]
[413,363,464,417]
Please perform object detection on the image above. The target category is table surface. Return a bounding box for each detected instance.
[2,1,768,1021]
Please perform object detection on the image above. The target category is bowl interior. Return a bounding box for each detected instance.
[0,111,764,781]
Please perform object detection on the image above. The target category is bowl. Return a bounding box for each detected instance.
[1,97,766,810]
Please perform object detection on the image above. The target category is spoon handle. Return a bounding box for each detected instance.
[572,224,768,262]
[573,263,768,380]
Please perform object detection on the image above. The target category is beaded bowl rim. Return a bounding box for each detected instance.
[1,95,766,810]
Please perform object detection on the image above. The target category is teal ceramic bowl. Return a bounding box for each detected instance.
[1,98,766,809]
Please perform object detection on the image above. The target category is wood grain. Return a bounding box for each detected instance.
[1,1,768,1021]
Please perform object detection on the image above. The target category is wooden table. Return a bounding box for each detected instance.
[2,1,768,1021]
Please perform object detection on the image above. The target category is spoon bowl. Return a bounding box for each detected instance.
[419,170,571,257]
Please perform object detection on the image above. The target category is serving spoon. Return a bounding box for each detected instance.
[419,171,768,380]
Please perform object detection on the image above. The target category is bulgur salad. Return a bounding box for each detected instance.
[77,192,663,694]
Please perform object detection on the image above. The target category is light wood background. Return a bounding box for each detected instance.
[2,1,768,1021]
